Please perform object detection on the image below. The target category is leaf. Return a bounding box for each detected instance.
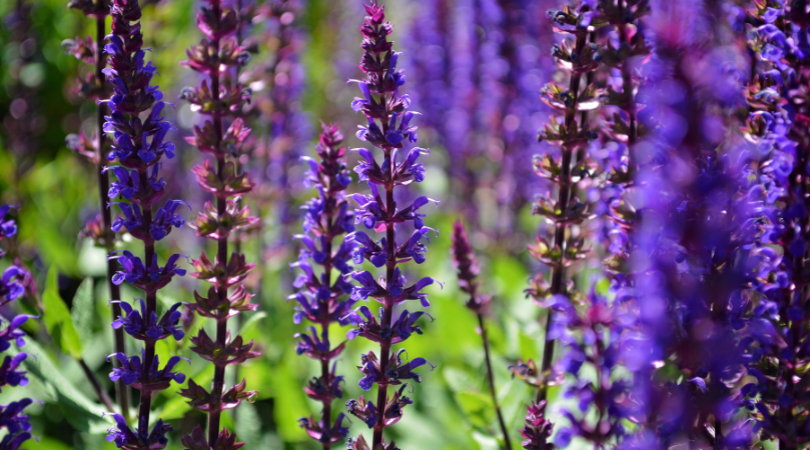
[70,278,94,349]
[239,311,267,340]
[235,400,261,445]
[456,391,493,429]
[14,338,109,433]
[42,266,84,359]
[273,348,309,442]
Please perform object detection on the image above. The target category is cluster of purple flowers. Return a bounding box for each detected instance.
[740,2,810,449]
[342,3,438,449]
[0,206,34,450]
[291,124,354,448]
[254,0,311,236]
[64,0,131,416]
[101,0,187,447]
[181,0,260,448]
[403,0,551,231]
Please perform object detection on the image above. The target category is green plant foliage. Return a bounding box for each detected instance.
[42,266,84,360]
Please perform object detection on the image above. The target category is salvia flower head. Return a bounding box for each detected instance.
[102,0,187,446]
[180,0,260,447]
[289,124,356,447]
[0,207,34,449]
[343,2,438,447]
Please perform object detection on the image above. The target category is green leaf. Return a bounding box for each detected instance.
[14,338,109,433]
[239,311,267,341]
[70,278,94,349]
[235,399,261,445]
[42,266,84,359]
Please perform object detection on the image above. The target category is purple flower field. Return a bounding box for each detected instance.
[0,0,806,449]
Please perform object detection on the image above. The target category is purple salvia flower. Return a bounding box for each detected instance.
[291,124,355,447]
[180,0,260,448]
[736,3,810,449]
[619,1,760,447]
[344,3,438,449]
[521,401,555,450]
[527,0,604,409]
[64,0,131,416]
[101,0,187,446]
[246,0,312,268]
[544,1,652,447]
[0,207,34,449]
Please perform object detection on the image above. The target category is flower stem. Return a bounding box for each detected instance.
[537,30,587,403]
[79,358,115,412]
[477,312,511,450]
[373,171,396,448]
[208,0,228,440]
[139,199,156,432]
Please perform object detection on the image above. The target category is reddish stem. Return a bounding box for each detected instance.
[207,0,229,444]
[537,30,588,403]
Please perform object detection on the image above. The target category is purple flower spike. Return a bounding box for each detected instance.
[100,0,188,444]
[291,124,357,447]
[0,207,35,448]
[343,4,438,447]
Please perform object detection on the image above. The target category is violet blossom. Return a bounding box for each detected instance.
[0,206,34,450]
[102,0,187,446]
[343,3,438,449]
[451,220,511,449]
[292,124,354,448]
[64,0,131,416]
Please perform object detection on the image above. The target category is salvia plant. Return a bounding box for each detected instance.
[102,0,189,446]
[0,206,34,450]
[526,0,603,405]
[451,220,511,449]
[342,2,438,449]
[292,123,354,448]
[64,0,132,420]
[741,1,810,448]
[18,0,810,448]
[180,0,260,447]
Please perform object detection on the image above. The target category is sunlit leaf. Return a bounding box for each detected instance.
[43,266,84,359]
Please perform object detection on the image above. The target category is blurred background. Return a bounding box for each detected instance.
[0,0,566,448]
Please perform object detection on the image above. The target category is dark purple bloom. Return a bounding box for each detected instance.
[111,299,185,341]
[106,412,172,450]
[343,4,438,446]
[0,207,34,448]
[0,268,25,307]
[101,0,188,444]
[107,352,187,391]
[290,124,356,447]
[0,206,18,243]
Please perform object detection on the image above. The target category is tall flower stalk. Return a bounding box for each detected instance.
[102,0,188,446]
[541,1,650,448]
[292,124,354,449]
[343,3,437,449]
[0,205,34,450]
[180,0,259,447]
[64,0,131,418]
[530,2,602,402]
[451,220,511,450]
[741,2,810,448]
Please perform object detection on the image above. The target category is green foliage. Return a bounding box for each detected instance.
[42,266,84,360]
[14,338,109,433]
